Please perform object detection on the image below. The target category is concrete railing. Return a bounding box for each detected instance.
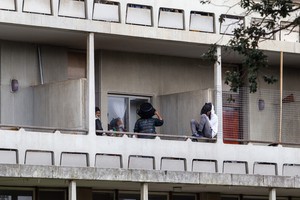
[0,0,299,43]
[1,128,300,177]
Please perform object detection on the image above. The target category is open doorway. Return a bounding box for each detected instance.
[108,94,151,132]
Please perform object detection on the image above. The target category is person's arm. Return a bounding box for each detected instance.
[155,111,163,120]
[154,111,164,126]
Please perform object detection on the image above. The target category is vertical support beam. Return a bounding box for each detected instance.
[279,51,284,143]
[140,183,148,200]
[269,188,276,200]
[68,181,77,200]
[52,0,59,16]
[16,0,23,12]
[86,0,94,20]
[214,46,223,143]
[87,33,96,134]
[184,11,190,31]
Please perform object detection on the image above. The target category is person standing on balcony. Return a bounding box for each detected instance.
[95,107,103,135]
[134,103,164,139]
[190,103,218,139]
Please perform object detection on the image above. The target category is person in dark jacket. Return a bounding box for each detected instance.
[95,107,103,135]
[134,103,164,139]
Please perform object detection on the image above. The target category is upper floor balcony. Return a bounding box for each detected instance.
[0,33,300,180]
[0,0,300,54]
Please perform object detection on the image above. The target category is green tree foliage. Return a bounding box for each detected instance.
[202,0,300,93]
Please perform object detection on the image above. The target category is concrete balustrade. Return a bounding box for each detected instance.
[1,128,300,177]
[0,0,298,49]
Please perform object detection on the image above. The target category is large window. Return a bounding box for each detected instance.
[38,189,66,200]
[0,190,33,200]
[118,193,167,200]
[93,191,114,200]
[108,95,150,132]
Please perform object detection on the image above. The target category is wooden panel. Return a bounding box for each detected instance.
[68,52,86,79]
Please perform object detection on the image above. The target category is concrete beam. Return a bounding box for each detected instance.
[141,183,148,200]
[0,165,299,189]
[69,180,77,200]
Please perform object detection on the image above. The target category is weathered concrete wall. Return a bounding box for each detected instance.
[98,50,214,132]
[32,79,87,129]
[0,40,85,128]
[159,89,214,135]
[0,41,39,126]
[41,45,68,84]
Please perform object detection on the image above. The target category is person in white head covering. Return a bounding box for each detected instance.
[190,102,218,138]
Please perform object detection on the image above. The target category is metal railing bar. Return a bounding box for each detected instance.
[96,130,217,141]
[0,124,88,133]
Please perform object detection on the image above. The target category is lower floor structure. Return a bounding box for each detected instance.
[0,165,299,200]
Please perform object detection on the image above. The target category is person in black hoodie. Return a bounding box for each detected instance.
[134,103,164,139]
[95,107,103,135]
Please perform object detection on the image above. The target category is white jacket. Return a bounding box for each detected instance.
[210,104,218,138]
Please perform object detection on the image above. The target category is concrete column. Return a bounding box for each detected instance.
[214,46,223,143]
[68,181,77,200]
[16,0,23,12]
[140,183,149,200]
[269,188,276,200]
[52,0,59,16]
[86,0,94,20]
[184,10,190,31]
[87,33,96,134]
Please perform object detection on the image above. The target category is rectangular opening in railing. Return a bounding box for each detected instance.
[190,11,214,33]
[0,0,15,11]
[93,0,120,22]
[126,4,152,26]
[158,8,184,30]
[59,0,86,19]
[220,15,244,35]
[280,21,300,43]
[23,0,52,15]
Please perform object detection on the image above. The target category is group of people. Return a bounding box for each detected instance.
[95,102,218,139]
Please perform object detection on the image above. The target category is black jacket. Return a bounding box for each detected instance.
[96,118,103,135]
[134,118,164,138]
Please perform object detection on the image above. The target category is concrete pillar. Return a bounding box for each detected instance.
[68,181,77,200]
[16,0,23,12]
[52,0,59,16]
[184,11,190,31]
[86,0,94,20]
[87,33,96,134]
[140,183,149,200]
[269,188,276,200]
[214,46,223,143]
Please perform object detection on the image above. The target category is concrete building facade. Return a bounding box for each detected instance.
[1,0,300,200]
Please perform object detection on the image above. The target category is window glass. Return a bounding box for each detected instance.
[17,197,32,200]
[118,193,167,200]
[93,192,114,200]
[108,95,150,132]
[222,197,239,200]
[0,195,12,200]
[173,195,195,200]
[39,190,66,200]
